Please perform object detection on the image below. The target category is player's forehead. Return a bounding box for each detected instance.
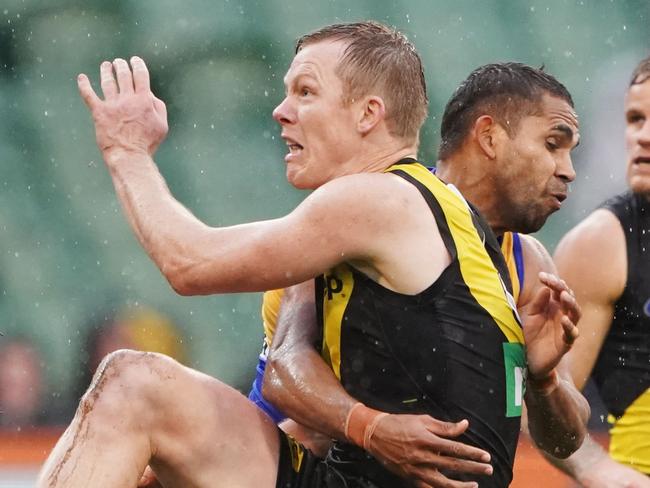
[283,40,346,87]
[538,94,578,128]
[625,78,650,110]
[521,94,580,143]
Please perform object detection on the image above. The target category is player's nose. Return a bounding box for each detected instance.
[273,97,296,125]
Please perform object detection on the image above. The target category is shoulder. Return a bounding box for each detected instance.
[554,208,625,266]
[515,234,555,307]
[554,208,626,302]
[519,234,554,272]
[298,171,430,222]
[600,190,635,217]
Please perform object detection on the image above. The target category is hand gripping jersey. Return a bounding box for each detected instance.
[598,191,650,474]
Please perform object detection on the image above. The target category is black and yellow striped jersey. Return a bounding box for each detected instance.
[315,159,525,487]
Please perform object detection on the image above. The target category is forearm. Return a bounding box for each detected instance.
[264,345,356,440]
[106,151,214,290]
[105,151,306,294]
[543,433,607,479]
[525,370,589,458]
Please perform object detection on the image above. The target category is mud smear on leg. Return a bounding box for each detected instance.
[46,355,121,487]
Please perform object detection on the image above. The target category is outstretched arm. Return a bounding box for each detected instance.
[264,281,493,488]
[77,58,430,296]
[517,235,589,458]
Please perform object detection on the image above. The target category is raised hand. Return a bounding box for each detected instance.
[366,414,492,488]
[77,57,168,161]
[523,271,581,379]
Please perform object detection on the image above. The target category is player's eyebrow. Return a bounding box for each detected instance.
[551,124,580,148]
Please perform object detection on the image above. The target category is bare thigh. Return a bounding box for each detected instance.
[114,351,281,488]
[151,360,280,487]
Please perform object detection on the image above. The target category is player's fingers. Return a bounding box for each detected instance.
[100,60,118,99]
[130,56,150,93]
[113,58,134,94]
[423,417,469,437]
[560,289,581,323]
[528,286,551,316]
[561,315,579,345]
[425,436,492,463]
[77,73,101,110]
[409,466,479,488]
[539,272,570,294]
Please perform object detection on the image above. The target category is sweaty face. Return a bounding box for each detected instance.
[272,40,362,189]
[625,79,650,195]
[494,95,579,234]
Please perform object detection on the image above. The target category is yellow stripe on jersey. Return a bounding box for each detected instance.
[609,387,650,474]
[261,289,284,345]
[500,232,521,304]
[388,162,524,345]
[320,265,355,379]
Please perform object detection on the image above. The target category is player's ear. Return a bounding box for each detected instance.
[473,115,498,160]
[358,95,385,135]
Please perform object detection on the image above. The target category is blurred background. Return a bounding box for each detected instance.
[0,0,648,486]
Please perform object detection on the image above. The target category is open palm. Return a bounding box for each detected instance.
[523,272,581,378]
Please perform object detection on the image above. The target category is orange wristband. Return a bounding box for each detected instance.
[344,402,387,448]
[528,369,560,396]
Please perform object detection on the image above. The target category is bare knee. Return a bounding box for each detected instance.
[78,349,176,423]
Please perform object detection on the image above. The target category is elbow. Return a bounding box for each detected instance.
[163,266,195,296]
[550,441,583,459]
[262,355,283,405]
[532,417,588,459]
[166,271,195,296]
[158,254,204,296]
[551,429,587,459]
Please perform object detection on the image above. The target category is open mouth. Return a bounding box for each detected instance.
[634,157,650,165]
[288,143,304,154]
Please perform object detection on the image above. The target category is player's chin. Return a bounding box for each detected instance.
[518,211,551,234]
[286,165,320,190]
[628,175,650,196]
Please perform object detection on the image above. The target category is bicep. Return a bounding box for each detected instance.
[565,301,614,390]
[182,185,375,293]
[553,211,625,389]
[270,280,318,355]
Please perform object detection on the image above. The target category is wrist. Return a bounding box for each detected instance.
[527,369,560,396]
[102,145,150,166]
[344,402,388,449]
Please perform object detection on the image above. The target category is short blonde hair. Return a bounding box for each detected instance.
[296,21,428,142]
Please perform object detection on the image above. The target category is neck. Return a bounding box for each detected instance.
[337,138,418,177]
[436,153,507,236]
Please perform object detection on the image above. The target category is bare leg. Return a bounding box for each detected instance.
[38,349,280,488]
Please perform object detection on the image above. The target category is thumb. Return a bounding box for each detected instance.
[528,286,551,316]
[425,417,469,437]
[152,95,167,120]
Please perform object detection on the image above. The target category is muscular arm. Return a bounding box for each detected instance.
[263,280,356,436]
[77,58,448,297]
[554,209,625,390]
[517,235,589,458]
[541,210,646,487]
[264,281,495,487]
